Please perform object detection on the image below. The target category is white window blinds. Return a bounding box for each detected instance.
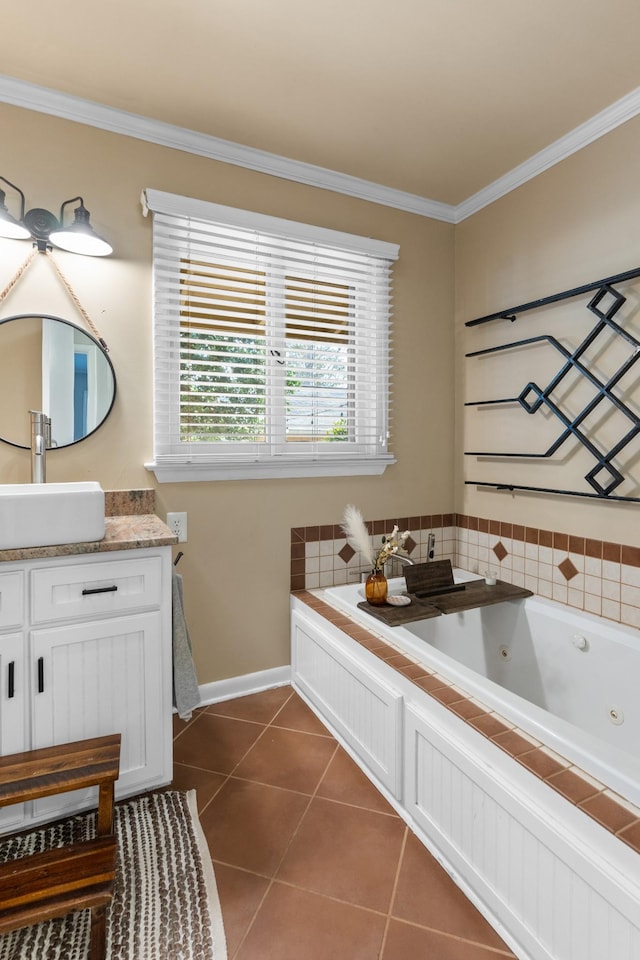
[142,189,398,481]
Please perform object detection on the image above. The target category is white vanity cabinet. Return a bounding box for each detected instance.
[0,547,173,832]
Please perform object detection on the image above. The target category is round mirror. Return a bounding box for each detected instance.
[0,314,116,449]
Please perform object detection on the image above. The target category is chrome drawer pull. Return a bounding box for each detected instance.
[81,585,118,596]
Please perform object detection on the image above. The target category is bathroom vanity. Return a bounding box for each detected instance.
[0,502,175,834]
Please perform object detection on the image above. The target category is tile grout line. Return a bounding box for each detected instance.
[227,737,341,960]
[385,916,519,957]
[381,827,518,957]
[181,699,294,820]
[176,693,300,959]
[223,690,342,958]
[378,824,409,957]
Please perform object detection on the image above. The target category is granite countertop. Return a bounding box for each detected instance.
[0,489,178,563]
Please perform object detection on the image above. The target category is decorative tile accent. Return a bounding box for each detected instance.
[338,543,355,564]
[492,541,508,562]
[558,557,579,581]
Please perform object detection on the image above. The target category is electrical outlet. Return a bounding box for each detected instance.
[166,511,188,543]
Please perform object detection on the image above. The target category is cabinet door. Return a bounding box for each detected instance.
[30,612,170,822]
[0,632,28,832]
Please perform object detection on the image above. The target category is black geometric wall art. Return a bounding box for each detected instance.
[464,267,640,502]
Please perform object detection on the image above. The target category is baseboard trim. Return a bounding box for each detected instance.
[197,665,292,706]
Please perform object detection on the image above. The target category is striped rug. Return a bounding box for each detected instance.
[0,791,227,960]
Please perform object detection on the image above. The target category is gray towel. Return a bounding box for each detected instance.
[172,571,200,721]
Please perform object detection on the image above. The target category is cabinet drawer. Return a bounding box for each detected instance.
[0,571,24,630]
[30,556,163,623]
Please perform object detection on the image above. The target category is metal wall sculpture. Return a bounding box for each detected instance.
[464,267,640,502]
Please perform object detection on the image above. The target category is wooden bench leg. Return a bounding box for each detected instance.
[96,781,115,837]
[90,903,108,960]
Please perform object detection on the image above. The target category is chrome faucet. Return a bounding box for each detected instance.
[30,410,50,483]
[392,553,415,566]
[386,552,415,577]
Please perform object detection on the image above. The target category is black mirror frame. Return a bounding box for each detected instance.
[0,313,117,450]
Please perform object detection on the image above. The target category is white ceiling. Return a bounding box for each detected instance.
[3,0,640,210]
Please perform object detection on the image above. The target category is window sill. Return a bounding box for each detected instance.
[145,456,396,483]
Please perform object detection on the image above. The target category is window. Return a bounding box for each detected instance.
[143,189,398,481]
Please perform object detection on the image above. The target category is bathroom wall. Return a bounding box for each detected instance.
[0,101,455,684]
[455,115,640,550]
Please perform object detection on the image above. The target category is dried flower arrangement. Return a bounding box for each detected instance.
[341,505,410,572]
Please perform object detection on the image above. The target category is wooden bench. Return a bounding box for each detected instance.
[0,734,121,960]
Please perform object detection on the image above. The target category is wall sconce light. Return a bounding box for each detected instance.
[0,176,113,257]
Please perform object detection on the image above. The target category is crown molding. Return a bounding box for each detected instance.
[2,74,640,225]
[0,74,456,223]
[453,84,640,222]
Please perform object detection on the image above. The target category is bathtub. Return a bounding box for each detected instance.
[291,571,640,960]
[322,569,640,808]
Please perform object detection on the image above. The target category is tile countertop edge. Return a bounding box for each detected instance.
[0,514,178,563]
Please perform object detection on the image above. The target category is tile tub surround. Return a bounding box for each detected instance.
[290,512,640,631]
[295,589,640,857]
[290,515,456,592]
[455,513,640,631]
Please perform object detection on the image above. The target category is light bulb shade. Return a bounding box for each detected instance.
[49,200,113,257]
[0,187,30,240]
[49,224,113,256]
[0,215,31,241]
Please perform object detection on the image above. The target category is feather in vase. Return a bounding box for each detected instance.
[341,504,375,569]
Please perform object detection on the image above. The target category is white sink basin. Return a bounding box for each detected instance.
[0,482,105,550]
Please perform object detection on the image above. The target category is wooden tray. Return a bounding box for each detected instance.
[356,598,441,626]
[355,577,533,626]
[430,579,533,614]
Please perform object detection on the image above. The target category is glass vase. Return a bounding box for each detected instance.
[365,568,388,606]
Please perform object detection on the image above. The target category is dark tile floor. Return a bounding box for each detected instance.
[172,686,517,960]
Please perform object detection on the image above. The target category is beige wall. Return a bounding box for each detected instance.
[455,115,640,544]
[0,103,455,684]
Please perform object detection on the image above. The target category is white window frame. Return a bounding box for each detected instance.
[142,188,398,482]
